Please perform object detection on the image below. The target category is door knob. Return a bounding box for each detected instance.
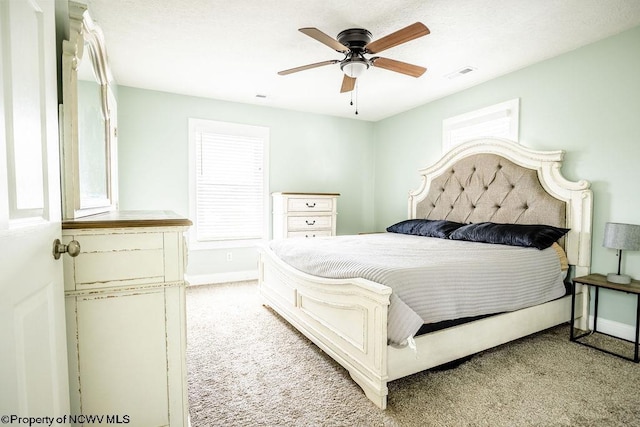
[52,239,81,259]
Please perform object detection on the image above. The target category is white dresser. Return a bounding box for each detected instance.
[62,211,191,427]
[272,192,339,239]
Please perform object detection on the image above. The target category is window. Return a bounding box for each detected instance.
[442,98,519,152]
[189,119,269,248]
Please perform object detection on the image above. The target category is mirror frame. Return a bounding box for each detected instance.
[61,1,118,219]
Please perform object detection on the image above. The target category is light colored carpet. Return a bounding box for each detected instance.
[186,281,640,426]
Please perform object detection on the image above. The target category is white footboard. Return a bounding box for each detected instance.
[259,245,588,410]
[258,246,392,409]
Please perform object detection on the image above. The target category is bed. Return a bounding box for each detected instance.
[258,138,593,409]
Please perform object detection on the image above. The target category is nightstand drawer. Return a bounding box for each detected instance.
[287,197,334,212]
[287,215,332,230]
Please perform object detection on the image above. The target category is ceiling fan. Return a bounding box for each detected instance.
[278,22,430,93]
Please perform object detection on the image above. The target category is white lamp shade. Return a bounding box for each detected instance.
[603,222,640,250]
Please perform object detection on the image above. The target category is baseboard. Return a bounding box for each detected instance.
[589,315,637,342]
[186,270,258,286]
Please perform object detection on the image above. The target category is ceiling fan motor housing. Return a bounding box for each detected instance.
[337,28,373,77]
[336,28,373,52]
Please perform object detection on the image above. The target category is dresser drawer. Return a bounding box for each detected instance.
[272,192,338,239]
[287,197,334,212]
[287,215,332,231]
[63,230,185,291]
[75,248,165,287]
[287,230,333,238]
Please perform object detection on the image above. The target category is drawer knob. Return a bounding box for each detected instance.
[52,239,81,260]
[305,220,316,225]
[306,202,316,208]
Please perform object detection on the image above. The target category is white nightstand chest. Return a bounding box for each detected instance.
[272,192,339,239]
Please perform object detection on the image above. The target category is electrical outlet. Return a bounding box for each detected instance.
[226,252,233,262]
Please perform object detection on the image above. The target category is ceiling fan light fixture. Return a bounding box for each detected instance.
[279,23,430,95]
[341,58,369,78]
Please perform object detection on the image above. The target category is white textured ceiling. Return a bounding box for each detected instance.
[85,0,640,121]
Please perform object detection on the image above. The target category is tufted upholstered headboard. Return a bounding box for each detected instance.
[408,138,593,276]
[415,153,566,228]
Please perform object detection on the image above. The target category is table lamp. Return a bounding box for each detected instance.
[602,222,640,284]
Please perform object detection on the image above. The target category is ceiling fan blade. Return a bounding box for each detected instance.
[365,22,430,54]
[340,75,356,93]
[277,60,339,76]
[371,57,426,77]
[299,27,350,53]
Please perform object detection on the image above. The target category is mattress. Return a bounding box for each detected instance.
[269,233,566,346]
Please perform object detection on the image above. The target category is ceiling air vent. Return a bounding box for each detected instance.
[445,66,477,79]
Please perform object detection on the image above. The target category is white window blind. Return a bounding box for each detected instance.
[442,98,519,152]
[189,119,269,245]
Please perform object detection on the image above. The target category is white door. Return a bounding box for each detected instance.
[0,0,70,419]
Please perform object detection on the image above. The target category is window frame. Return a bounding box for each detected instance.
[442,98,520,153]
[188,118,270,250]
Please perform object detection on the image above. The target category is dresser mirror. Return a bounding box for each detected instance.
[61,1,117,219]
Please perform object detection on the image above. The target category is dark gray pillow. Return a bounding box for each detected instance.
[448,222,570,250]
[386,219,465,239]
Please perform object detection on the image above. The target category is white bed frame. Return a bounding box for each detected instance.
[259,138,592,409]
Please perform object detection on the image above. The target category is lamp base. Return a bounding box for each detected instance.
[606,273,632,284]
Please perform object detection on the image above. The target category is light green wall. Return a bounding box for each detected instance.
[118,25,640,328]
[117,88,374,275]
[373,25,640,327]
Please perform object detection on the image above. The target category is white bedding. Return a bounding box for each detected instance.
[269,233,566,346]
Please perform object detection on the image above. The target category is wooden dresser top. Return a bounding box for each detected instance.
[62,210,192,229]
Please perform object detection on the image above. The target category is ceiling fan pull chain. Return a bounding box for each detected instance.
[355,82,359,115]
